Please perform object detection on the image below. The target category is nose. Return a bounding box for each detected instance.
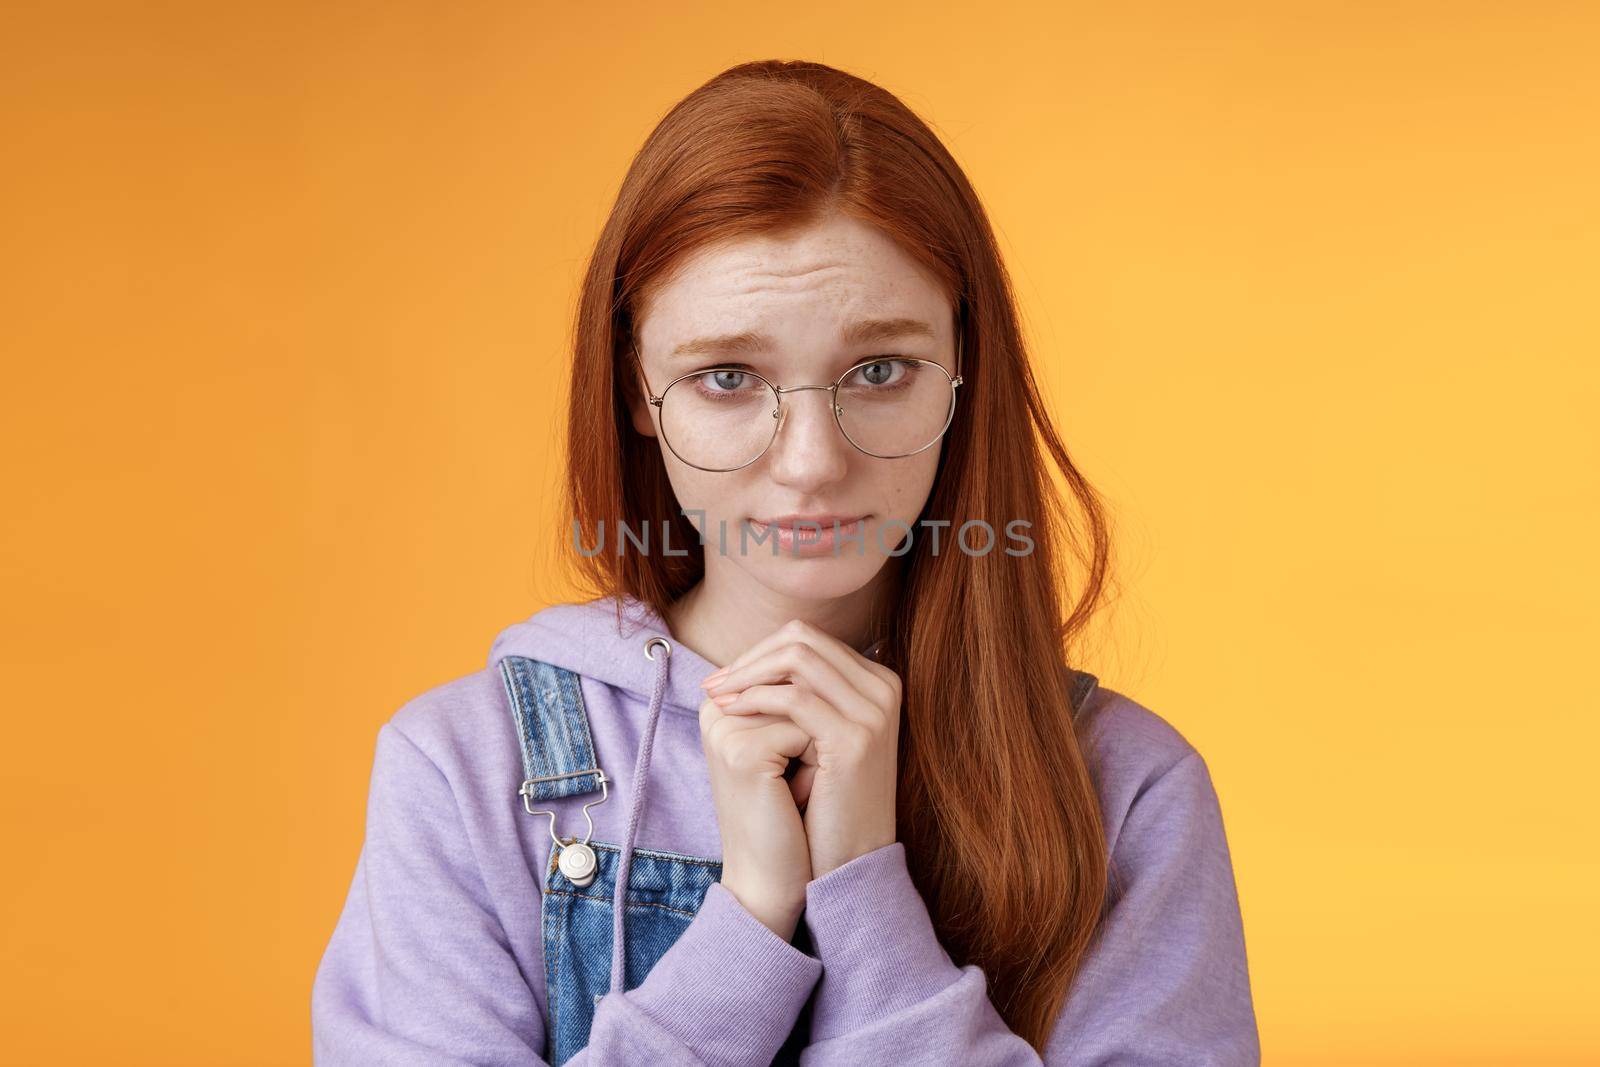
[765,386,850,489]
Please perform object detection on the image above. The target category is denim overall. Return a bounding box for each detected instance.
[500,638,1100,1066]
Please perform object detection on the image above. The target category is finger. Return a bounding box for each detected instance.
[713,619,884,693]
[709,708,796,733]
[700,695,774,738]
[706,619,896,714]
[702,700,820,786]
[721,720,814,776]
[709,639,882,727]
[717,683,870,753]
[698,695,726,736]
[708,698,820,805]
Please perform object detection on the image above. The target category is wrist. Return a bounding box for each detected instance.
[811,831,898,881]
[718,877,802,940]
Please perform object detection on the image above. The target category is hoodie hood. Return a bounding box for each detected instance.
[487,594,722,715]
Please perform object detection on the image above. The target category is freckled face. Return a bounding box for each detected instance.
[627,211,957,602]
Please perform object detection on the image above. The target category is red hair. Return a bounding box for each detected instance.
[561,59,1117,1049]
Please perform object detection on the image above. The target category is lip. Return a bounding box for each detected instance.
[750,513,867,528]
[746,514,871,557]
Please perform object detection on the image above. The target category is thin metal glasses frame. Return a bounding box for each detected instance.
[629,332,964,473]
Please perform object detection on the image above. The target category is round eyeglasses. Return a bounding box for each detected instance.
[630,334,964,473]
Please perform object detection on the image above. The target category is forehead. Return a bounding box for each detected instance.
[637,214,950,355]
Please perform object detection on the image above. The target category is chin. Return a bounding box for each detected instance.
[744,554,887,602]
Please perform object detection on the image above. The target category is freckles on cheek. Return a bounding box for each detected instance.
[857,468,934,555]
[877,459,938,516]
[661,468,749,540]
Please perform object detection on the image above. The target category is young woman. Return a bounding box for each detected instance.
[313,60,1260,1065]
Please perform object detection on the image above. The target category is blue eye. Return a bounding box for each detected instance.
[685,368,763,401]
[859,361,894,385]
[844,359,916,390]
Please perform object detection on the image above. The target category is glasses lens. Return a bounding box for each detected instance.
[835,359,956,457]
[659,370,778,470]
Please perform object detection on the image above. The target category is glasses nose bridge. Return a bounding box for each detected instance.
[773,382,838,396]
[770,381,842,439]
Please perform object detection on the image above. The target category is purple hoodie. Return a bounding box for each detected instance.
[311,594,1260,1064]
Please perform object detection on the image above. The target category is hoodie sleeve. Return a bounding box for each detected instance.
[796,751,1260,1065]
[312,722,823,1067]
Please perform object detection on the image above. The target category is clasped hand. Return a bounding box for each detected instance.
[699,619,901,880]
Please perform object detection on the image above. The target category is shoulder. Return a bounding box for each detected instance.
[1071,678,1222,853]
[374,666,521,799]
[1074,679,1199,779]
[1047,679,1259,1061]
[388,667,507,756]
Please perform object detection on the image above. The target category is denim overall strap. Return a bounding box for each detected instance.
[498,656,606,802]
[1069,667,1100,717]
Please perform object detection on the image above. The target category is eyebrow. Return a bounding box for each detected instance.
[668,317,937,360]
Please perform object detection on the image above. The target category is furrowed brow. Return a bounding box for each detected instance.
[841,317,937,346]
[669,331,774,360]
[668,317,936,361]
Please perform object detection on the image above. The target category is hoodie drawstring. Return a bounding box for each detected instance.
[609,634,672,995]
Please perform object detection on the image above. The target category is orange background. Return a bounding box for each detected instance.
[3,2,1596,1063]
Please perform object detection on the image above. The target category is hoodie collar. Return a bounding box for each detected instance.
[487,594,720,716]
[488,594,890,717]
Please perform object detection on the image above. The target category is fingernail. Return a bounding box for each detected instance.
[711,692,738,706]
[700,668,729,688]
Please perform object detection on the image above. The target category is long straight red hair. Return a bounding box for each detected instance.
[562,60,1117,1050]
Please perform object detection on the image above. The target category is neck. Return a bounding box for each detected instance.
[666,563,901,669]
